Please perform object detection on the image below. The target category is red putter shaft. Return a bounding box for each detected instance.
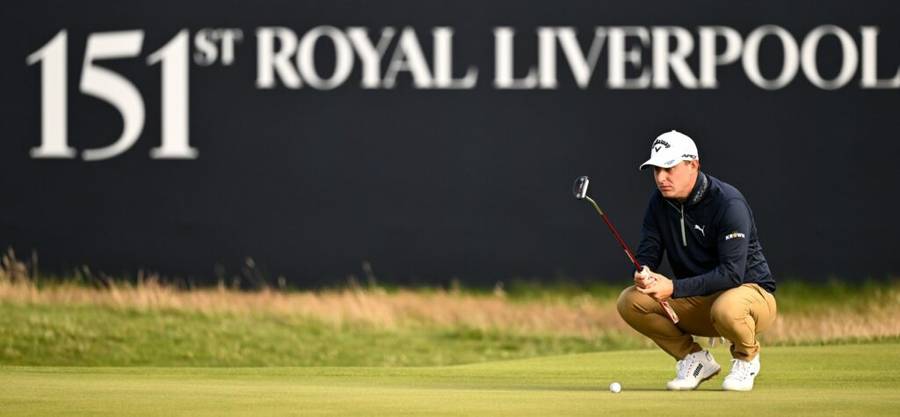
[589,197,680,324]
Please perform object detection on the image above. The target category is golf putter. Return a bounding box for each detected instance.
[572,176,680,323]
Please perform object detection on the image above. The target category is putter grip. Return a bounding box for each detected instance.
[639,267,680,323]
[634,259,679,323]
[660,300,679,323]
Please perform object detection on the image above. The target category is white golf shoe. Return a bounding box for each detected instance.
[666,350,721,390]
[722,353,761,391]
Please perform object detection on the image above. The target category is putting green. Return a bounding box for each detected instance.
[2,343,899,417]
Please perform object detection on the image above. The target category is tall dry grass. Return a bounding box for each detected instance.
[2,250,899,345]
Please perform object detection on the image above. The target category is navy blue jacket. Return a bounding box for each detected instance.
[635,172,776,298]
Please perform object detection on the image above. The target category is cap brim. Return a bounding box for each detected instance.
[638,156,682,170]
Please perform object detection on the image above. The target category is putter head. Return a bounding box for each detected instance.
[573,176,590,200]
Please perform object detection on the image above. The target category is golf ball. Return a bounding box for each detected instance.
[609,382,622,393]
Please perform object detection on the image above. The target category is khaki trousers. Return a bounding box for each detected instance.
[616,283,777,361]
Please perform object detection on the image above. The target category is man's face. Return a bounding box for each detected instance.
[653,160,699,200]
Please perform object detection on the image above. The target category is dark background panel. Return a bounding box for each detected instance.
[1,0,898,286]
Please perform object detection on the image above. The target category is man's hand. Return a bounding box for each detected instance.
[634,266,655,289]
[636,269,674,301]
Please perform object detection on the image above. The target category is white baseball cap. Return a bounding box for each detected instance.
[638,130,699,170]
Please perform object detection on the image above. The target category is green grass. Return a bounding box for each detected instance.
[2,343,899,417]
[3,279,900,366]
[0,302,643,366]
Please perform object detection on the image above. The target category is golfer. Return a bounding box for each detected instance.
[616,130,777,391]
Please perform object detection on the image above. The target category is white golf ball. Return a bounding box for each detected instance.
[609,382,622,393]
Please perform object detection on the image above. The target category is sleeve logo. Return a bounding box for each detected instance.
[724,231,746,241]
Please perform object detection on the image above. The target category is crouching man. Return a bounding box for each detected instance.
[617,130,777,391]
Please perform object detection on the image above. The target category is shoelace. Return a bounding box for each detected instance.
[708,336,726,347]
[675,355,697,379]
[728,359,753,381]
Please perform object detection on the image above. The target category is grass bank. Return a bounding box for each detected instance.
[2,253,899,366]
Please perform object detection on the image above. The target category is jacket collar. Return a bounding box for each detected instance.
[665,171,709,206]
[686,172,709,206]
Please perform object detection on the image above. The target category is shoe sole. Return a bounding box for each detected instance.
[667,368,721,391]
[722,381,754,392]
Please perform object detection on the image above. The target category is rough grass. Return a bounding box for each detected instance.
[2,251,900,366]
[0,301,645,366]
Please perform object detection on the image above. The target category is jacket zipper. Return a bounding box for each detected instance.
[666,200,689,247]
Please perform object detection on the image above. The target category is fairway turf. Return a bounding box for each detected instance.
[3,343,899,416]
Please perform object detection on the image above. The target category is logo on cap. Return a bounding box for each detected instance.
[652,139,671,153]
